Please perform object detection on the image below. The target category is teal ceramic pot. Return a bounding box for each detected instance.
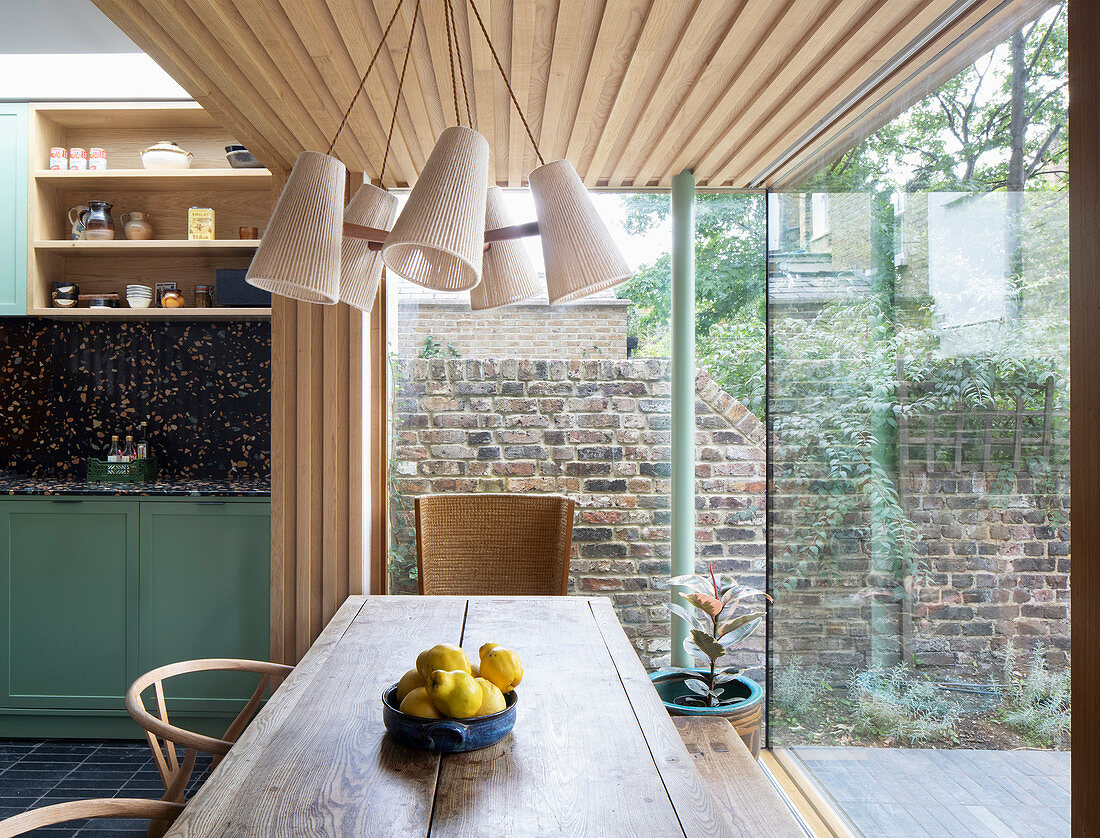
[649,669,763,757]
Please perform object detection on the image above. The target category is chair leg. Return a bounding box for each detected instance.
[161,747,197,805]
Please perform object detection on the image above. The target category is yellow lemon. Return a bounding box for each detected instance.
[399,686,442,719]
[474,677,507,716]
[394,668,425,704]
[478,643,523,692]
[416,643,472,681]
[426,670,483,719]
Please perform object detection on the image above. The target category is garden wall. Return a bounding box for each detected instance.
[389,357,766,673]
[390,357,1071,682]
[396,298,630,360]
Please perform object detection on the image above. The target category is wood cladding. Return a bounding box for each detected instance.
[1069,1,1096,833]
[92,0,1053,189]
[270,292,365,664]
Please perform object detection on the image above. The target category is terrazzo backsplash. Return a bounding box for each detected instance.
[0,319,270,480]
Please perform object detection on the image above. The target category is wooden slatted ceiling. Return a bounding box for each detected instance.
[93,0,1052,187]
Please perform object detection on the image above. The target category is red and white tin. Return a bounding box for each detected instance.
[49,148,68,170]
[88,148,108,170]
[68,148,87,170]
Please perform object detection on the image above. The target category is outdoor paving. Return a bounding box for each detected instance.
[794,746,1070,838]
[0,739,212,836]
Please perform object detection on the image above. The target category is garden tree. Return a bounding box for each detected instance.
[615,193,766,413]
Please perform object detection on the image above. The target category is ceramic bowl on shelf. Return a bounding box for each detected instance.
[127,296,152,309]
[225,145,263,168]
[141,141,193,170]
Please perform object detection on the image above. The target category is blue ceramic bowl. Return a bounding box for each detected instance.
[381,684,518,752]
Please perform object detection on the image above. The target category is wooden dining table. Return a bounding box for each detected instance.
[162,595,757,837]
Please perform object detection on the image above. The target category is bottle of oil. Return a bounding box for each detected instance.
[107,435,122,463]
[135,423,148,460]
[121,435,135,463]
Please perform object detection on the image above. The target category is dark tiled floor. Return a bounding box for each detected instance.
[0,739,212,836]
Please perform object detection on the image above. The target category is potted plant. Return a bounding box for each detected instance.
[649,565,770,756]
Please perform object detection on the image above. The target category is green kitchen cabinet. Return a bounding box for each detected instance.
[0,499,140,711]
[138,500,271,716]
[0,496,270,737]
[0,104,27,316]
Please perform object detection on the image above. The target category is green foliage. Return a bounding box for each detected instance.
[1000,641,1070,747]
[773,657,831,719]
[806,5,1066,193]
[417,335,459,359]
[849,667,958,744]
[386,355,418,588]
[615,193,766,376]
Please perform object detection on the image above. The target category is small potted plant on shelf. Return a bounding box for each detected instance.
[649,564,770,756]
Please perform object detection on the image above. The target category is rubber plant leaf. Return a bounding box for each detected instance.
[665,602,707,632]
[682,677,710,696]
[681,592,725,619]
[683,638,710,663]
[718,617,764,648]
[717,611,765,639]
[689,628,726,661]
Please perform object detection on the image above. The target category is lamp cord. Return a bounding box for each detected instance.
[326,0,407,156]
[466,0,544,166]
[443,0,461,126]
[380,0,423,185]
[447,0,473,129]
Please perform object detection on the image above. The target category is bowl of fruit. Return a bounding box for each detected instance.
[382,642,522,752]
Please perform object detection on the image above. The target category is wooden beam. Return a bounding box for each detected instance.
[1069,0,1098,831]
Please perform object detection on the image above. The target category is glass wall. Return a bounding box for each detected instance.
[766,5,1069,834]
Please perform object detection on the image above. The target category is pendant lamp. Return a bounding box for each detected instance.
[529,159,632,304]
[341,183,399,312]
[382,126,490,292]
[471,186,543,311]
[247,151,346,304]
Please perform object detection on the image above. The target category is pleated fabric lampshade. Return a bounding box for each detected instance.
[246,150,346,304]
[471,186,543,311]
[340,183,399,312]
[382,126,490,292]
[528,159,632,304]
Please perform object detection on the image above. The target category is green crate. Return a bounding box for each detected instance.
[86,457,158,483]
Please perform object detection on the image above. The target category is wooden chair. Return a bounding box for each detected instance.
[0,798,184,838]
[414,493,575,595]
[126,658,293,806]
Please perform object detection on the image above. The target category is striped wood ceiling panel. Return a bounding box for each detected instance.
[93,0,1054,188]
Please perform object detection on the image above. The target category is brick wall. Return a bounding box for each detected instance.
[388,357,767,673]
[397,299,631,360]
[389,355,1070,682]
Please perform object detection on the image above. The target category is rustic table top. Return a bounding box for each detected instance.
[163,595,740,837]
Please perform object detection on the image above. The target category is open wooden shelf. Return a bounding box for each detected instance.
[27,102,274,319]
[35,239,262,255]
[29,307,271,320]
[35,168,271,190]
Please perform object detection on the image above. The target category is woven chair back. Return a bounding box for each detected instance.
[414,493,574,595]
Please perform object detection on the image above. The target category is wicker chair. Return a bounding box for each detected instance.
[414,493,575,595]
[0,799,184,838]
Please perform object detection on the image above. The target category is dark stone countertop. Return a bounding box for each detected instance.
[0,476,271,497]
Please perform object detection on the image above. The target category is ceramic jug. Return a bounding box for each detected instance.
[68,205,89,240]
[121,211,154,241]
[80,201,115,241]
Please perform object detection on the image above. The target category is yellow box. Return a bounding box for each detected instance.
[188,207,215,240]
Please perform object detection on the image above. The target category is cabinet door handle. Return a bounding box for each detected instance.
[195,501,226,505]
[50,499,83,504]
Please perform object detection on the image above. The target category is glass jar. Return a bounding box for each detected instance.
[194,285,214,308]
